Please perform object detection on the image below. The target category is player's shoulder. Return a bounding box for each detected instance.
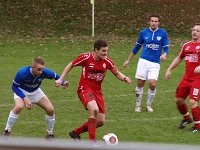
[15,66,30,79]
[78,52,91,59]
[158,28,168,34]
[42,67,52,73]
[140,28,149,33]
[18,66,30,74]
[183,41,192,47]
[104,55,114,64]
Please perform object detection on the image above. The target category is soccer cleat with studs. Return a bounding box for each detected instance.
[189,126,200,133]
[2,130,10,138]
[45,133,55,140]
[177,118,193,129]
[69,131,81,141]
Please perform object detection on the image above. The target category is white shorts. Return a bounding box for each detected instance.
[14,88,45,103]
[135,58,160,80]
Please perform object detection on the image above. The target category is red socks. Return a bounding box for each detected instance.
[88,118,97,141]
[74,122,88,135]
[177,103,191,120]
[191,106,200,129]
[73,118,97,141]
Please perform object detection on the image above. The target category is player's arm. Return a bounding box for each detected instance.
[194,66,200,74]
[123,31,143,67]
[160,51,168,61]
[12,83,26,99]
[123,52,135,67]
[160,31,169,61]
[12,72,32,110]
[12,71,26,99]
[110,67,131,84]
[165,56,183,80]
[55,62,73,87]
[44,68,69,88]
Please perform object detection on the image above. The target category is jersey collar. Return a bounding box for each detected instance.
[149,27,159,32]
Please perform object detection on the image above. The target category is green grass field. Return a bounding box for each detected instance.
[0,36,200,145]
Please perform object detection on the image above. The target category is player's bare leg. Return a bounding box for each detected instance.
[37,96,55,139]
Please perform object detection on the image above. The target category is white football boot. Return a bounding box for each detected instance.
[146,106,153,112]
[135,106,141,112]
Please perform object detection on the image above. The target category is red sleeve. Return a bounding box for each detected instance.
[178,44,186,59]
[105,56,117,74]
[72,53,90,67]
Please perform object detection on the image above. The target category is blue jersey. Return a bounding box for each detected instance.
[12,66,60,99]
[132,28,169,63]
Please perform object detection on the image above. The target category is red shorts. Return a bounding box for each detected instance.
[176,78,200,101]
[77,86,105,114]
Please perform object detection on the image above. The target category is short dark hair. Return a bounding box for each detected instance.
[33,56,45,65]
[149,15,160,22]
[94,39,108,51]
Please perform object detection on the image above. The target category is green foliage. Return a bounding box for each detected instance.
[0,37,200,144]
[0,0,200,38]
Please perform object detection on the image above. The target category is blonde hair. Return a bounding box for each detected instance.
[32,56,45,65]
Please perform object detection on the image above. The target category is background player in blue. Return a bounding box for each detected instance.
[2,56,68,139]
[123,15,169,112]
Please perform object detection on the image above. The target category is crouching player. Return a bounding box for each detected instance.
[2,56,68,139]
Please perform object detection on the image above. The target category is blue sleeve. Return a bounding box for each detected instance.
[12,83,26,99]
[132,31,143,54]
[43,68,60,80]
[163,46,169,54]
[162,31,169,54]
[12,71,26,99]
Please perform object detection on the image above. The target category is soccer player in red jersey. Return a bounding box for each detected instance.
[55,39,131,142]
[165,25,200,132]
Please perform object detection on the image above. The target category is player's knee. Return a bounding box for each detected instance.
[97,120,105,127]
[190,99,198,108]
[13,106,23,113]
[149,84,156,90]
[176,98,184,105]
[90,109,99,119]
[45,106,54,116]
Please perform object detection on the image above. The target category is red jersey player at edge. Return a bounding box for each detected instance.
[165,24,200,132]
[55,39,131,142]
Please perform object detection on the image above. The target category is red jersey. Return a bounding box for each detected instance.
[72,52,117,91]
[179,41,200,80]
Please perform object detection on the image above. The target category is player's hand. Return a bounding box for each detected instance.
[55,79,62,87]
[62,81,69,89]
[160,54,167,61]
[165,70,171,80]
[123,60,129,68]
[194,66,200,74]
[124,76,132,84]
[23,97,32,110]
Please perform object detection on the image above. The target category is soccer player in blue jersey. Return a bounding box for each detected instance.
[123,15,169,112]
[2,56,68,139]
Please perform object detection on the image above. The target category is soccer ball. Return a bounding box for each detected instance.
[103,133,118,145]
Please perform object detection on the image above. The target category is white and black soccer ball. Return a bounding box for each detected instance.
[103,133,118,145]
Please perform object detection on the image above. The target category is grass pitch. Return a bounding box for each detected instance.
[0,36,200,144]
